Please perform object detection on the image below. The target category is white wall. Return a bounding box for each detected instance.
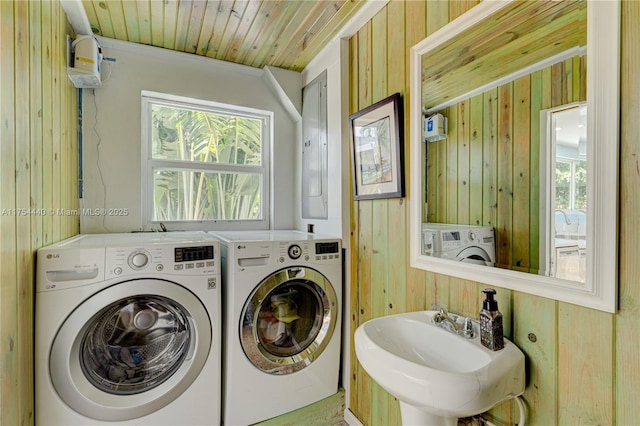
[296,38,350,241]
[81,37,297,233]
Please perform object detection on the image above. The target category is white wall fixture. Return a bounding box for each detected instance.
[67,35,102,88]
[301,71,329,219]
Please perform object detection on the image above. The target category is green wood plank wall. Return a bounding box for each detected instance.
[349,1,640,425]
[617,4,640,424]
[0,1,79,424]
[427,56,585,274]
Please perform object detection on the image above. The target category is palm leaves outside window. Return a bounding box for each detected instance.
[149,102,265,222]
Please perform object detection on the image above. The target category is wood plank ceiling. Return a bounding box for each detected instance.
[81,0,366,71]
[422,0,587,108]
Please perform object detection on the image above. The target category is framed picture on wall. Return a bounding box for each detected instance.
[349,92,404,200]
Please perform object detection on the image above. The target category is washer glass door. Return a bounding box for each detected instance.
[81,295,190,394]
[50,279,212,422]
[456,246,493,265]
[240,267,337,374]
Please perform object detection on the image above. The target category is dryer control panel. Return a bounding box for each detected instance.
[314,242,340,260]
[213,231,343,267]
[276,240,341,264]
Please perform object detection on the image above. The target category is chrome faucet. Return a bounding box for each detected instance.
[432,307,474,339]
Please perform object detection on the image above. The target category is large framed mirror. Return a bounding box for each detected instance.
[409,0,619,312]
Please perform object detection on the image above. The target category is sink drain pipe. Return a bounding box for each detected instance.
[475,395,526,426]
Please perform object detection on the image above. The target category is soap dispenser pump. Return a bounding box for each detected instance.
[480,288,504,351]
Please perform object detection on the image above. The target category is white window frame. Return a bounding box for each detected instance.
[540,102,587,279]
[141,90,271,231]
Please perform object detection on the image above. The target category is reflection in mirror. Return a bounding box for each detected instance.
[544,104,587,283]
[422,223,496,266]
[409,0,620,312]
[419,0,588,277]
[422,53,587,277]
[421,1,586,112]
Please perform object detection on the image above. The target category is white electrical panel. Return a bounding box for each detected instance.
[301,71,328,219]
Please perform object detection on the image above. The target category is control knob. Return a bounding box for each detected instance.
[128,251,150,269]
[288,244,302,260]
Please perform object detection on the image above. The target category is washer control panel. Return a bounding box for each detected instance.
[175,245,214,263]
[173,245,216,272]
[106,244,219,278]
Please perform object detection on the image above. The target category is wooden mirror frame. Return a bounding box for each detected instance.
[409,0,620,312]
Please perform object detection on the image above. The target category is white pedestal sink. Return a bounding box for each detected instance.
[354,310,525,425]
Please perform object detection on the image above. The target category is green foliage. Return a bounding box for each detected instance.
[555,161,571,209]
[555,160,587,210]
[575,160,587,209]
[150,105,263,221]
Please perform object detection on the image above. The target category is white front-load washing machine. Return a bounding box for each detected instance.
[211,230,342,426]
[35,232,221,425]
[422,223,496,266]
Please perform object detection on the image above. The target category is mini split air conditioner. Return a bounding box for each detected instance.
[67,35,102,88]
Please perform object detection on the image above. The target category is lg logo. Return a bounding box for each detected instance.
[46,254,60,259]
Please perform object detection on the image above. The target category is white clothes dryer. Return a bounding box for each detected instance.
[211,230,342,426]
[35,232,221,425]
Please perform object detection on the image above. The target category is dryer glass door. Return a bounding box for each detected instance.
[241,267,337,374]
[256,282,323,357]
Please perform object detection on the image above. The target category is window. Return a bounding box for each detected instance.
[142,92,271,230]
[555,159,587,210]
[543,103,587,283]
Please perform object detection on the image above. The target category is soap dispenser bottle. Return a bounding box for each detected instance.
[480,288,504,351]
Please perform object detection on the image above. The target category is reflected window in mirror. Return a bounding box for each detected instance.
[543,104,587,283]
